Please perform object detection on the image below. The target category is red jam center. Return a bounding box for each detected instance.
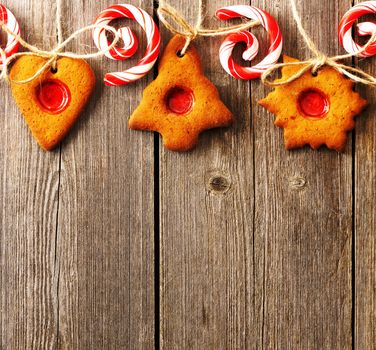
[166,87,194,114]
[298,89,329,119]
[37,80,71,114]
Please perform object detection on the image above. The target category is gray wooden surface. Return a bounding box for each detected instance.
[355,1,376,349]
[0,0,375,349]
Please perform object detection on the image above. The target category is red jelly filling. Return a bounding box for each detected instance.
[36,80,71,114]
[166,87,194,114]
[298,89,329,119]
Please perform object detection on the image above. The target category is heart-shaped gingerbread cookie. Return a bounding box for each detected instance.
[10,56,95,151]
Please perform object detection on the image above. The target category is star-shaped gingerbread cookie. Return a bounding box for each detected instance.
[259,55,367,151]
[129,35,233,152]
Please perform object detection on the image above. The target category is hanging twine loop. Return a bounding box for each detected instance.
[52,0,64,70]
[157,0,260,56]
[262,0,376,87]
[1,0,260,83]
[0,20,121,84]
[312,53,327,74]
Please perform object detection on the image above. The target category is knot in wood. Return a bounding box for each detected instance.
[208,174,231,194]
[289,176,306,190]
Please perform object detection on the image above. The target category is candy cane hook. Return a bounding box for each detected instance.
[93,4,161,86]
[0,4,20,65]
[217,5,283,80]
[339,1,376,57]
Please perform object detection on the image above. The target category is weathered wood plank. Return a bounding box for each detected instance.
[354,1,376,348]
[252,0,352,349]
[54,0,155,349]
[0,1,60,349]
[159,0,258,348]
[160,0,353,349]
[2,0,369,348]
[252,0,353,348]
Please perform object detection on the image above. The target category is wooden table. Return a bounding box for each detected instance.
[1,0,375,349]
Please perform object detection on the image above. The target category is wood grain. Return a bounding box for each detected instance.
[1,0,155,349]
[0,1,60,349]
[54,0,155,349]
[159,0,256,348]
[2,0,376,349]
[354,1,376,349]
[160,0,354,349]
[252,0,354,349]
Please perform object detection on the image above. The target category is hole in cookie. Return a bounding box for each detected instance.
[50,67,58,74]
[298,88,329,119]
[311,71,318,77]
[166,86,194,115]
[36,79,71,114]
[176,50,185,58]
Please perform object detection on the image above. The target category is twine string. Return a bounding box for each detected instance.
[0,8,121,84]
[52,0,64,70]
[157,0,260,55]
[261,0,376,87]
[56,0,64,45]
[2,0,374,86]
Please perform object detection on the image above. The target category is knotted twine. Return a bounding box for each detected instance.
[3,0,375,87]
[157,0,260,56]
[0,0,121,84]
[261,0,376,87]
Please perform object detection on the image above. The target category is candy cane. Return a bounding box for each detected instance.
[216,5,282,80]
[0,4,20,64]
[339,1,376,57]
[93,4,160,86]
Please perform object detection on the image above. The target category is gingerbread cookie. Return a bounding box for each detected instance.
[128,35,233,152]
[259,55,367,151]
[10,56,95,151]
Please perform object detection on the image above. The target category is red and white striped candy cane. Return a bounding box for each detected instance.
[339,1,376,57]
[93,4,160,86]
[216,5,282,80]
[0,4,20,64]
